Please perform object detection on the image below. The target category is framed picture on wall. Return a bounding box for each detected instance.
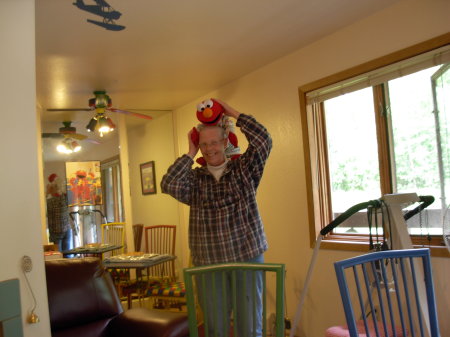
[140,161,157,195]
[65,161,102,206]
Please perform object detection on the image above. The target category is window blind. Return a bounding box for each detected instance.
[306,45,450,104]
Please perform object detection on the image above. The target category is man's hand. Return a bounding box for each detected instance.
[187,129,199,158]
[214,98,241,120]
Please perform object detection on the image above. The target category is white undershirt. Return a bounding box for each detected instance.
[207,159,229,181]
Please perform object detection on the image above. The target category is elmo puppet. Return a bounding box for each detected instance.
[191,98,240,166]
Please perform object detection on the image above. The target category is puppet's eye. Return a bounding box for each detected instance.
[197,103,206,111]
[204,99,214,108]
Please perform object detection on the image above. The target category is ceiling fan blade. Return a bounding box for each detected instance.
[47,108,92,112]
[42,133,64,138]
[70,133,88,140]
[108,108,153,120]
[86,138,101,145]
[42,132,89,141]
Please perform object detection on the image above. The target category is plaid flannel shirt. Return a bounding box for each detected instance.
[46,194,70,235]
[161,114,272,265]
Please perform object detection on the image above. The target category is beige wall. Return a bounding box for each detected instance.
[0,0,52,336]
[127,112,188,272]
[161,1,450,336]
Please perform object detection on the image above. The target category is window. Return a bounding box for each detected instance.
[300,35,450,255]
[101,156,124,223]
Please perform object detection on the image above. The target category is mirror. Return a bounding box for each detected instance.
[40,109,182,257]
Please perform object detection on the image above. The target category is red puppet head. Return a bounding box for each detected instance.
[191,98,241,166]
[196,99,224,126]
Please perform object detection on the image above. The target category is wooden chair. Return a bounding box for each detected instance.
[119,224,147,309]
[133,223,144,252]
[100,222,125,257]
[144,225,186,310]
[325,248,440,337]
[144,225,176,281]
[183,262,286,337]
[101,222,130,304]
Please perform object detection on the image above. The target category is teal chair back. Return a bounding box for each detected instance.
[183,262,285,337]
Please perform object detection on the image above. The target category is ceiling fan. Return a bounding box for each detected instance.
[47,90,169,136]
[42,121,98,154]
[42,121,93,141]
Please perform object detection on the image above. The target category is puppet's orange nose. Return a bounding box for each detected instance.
[203,108,213,118]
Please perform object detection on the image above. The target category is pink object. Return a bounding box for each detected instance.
[325,320,406,337]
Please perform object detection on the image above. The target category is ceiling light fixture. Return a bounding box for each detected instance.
[85,91,116,137]
[86,116,97,132]
[56,138,81,154]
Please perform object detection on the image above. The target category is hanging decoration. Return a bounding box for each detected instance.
[73,0,126,31]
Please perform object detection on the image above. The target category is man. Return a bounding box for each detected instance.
[161,99,272,336]
[46,174,73,252]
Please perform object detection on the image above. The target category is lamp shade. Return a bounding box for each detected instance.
[97,115,114,136]
[56,138,82,154]
[86,117,97,132]
[106,117,116,131]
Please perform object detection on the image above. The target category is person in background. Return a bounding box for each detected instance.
[46,173,73,252]
[161,99,272,336]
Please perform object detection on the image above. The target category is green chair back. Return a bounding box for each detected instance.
[183,262,285,337]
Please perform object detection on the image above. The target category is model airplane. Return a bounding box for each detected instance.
[73,0,125,31]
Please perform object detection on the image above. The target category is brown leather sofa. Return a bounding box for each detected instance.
[45,257,188,337]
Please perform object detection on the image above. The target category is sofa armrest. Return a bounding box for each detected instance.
[107,308,188,337]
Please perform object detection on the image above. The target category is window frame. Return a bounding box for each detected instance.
[299,33,450,257]
[101,155,124,223]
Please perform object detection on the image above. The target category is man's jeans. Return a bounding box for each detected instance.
[196,254,264,337]
[50,228,73,252]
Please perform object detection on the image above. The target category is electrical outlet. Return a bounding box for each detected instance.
[285,318,291,330]
[268,314,292,336]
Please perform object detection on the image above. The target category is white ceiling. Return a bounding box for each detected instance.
[37,0,401,159]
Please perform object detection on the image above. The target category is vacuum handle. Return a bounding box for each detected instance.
[320,199,381,236]
[320,195,434,236]
[403,195,435,221]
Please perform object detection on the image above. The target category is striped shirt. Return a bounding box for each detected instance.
[161,114,272,265]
